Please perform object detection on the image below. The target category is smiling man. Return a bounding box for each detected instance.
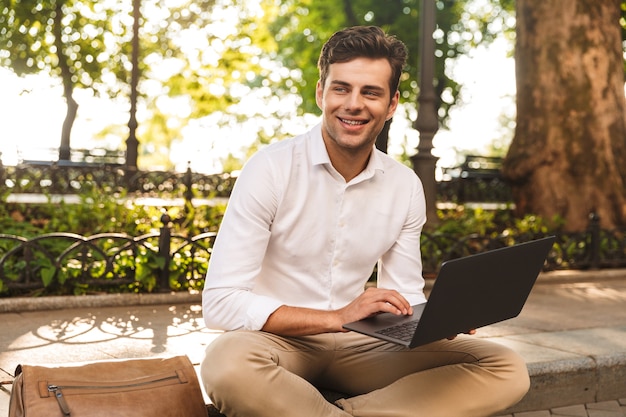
[201,26,530,417]
[316,56,398,182]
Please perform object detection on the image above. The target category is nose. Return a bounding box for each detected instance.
[344,91,364,111]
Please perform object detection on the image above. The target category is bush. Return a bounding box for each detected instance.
[0,186,225,296]
[1,187,567,297]
[1,186,225,238]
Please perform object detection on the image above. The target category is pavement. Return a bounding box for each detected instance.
[1,269,626,417]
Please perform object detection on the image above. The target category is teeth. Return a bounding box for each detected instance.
[341,118,366,126]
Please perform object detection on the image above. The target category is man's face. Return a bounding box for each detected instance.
[316,57,399,156]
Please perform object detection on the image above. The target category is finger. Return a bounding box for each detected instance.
[375,289,412,315]
[360,288,412,316]
[375,297,410,316]
[389,294,412,315]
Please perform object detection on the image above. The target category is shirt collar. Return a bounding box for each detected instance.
[310,123,385,177]
[311,124,331,166]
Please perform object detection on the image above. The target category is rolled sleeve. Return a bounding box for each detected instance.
[244,296,285,330]
[202,285,284,331]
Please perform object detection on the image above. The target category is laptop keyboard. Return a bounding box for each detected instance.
[376,320,419,342]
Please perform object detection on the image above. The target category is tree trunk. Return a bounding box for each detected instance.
[503,0,626,231]
[53,0,77,161]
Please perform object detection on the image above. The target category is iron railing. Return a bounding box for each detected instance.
[1,213,624,297]
[0,214,216,296]
[1,162,237,199]
[420,214,626,273]
[1,161,505,204]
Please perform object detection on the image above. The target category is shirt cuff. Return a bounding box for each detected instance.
[244,296,285,330]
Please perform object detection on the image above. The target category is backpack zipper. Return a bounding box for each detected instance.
[47,385,71,416]
[47,373,182,416]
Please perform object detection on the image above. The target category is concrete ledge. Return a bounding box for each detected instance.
[507,358,597,413]
[505,354,626,413]
[0,292,202,313]
[2,269,624,313]
[596,352,626,401]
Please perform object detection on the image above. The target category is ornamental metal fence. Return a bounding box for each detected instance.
[0,214,216,297]
[1,213,624,297]
[1,158,505,203]
[1,157,625,297]
[420,214,626,274]
[0,162,236,199]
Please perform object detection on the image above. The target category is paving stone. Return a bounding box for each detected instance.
[551,404,588,416]
[513,411,551,417]
[586,410,624,417]
[586,400,626,417]
[587,401,623,412]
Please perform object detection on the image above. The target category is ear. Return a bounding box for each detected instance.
[315,80,324,111]
[386,90,400,121]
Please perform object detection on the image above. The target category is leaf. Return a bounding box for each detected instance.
[41,266,56,287]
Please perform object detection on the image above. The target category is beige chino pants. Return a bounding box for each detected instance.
[201,330,529,417]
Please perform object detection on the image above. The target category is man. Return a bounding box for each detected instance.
[201,26,529,417]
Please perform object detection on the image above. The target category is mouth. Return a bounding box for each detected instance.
[339,117,368,127]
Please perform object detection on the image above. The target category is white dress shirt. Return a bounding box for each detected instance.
[202,123,427,331]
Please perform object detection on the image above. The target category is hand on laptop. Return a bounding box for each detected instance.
[447,329,477,340]
[337,287,413,330]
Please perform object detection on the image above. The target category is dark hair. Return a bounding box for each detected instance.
[317,26,408,98]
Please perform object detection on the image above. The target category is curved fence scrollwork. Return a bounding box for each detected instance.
[3,164,127,195]
[420,225,626,274]
[2,161,509,204]
[1,163,237,199]
[2,154,512,204]
[1,214,625,297]
[0,230,216,297]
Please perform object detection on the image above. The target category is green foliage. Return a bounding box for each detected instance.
[434,206,563,238]
[436,206,499,236]
[0,186,225,297]
[507,214,565,235]
[2,185,568,298]
[154,0,276,118]
[0,0,128,93]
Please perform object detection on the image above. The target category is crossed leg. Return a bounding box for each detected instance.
[201,330,529,417]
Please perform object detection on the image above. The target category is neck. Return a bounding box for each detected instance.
[326,145,372,182]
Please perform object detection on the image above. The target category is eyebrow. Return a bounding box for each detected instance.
[330,80,387,93]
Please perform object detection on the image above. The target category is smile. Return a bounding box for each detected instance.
[340,118,368,126]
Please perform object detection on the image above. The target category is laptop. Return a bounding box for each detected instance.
[343,236,556,348]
